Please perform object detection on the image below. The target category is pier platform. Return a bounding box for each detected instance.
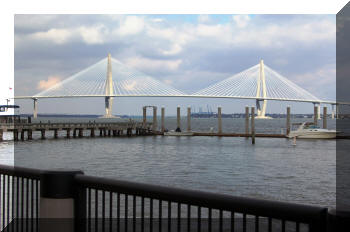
[0,121,153,141]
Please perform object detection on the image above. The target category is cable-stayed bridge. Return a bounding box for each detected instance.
[15,54,336,118]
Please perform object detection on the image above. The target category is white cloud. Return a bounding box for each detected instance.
[125,57,182,72]
[116,16,145,36]
[232,15,250,28]
[78,25,107,44]
[31,28,72,44]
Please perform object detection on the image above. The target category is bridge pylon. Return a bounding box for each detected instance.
[256,59,270,119]
[101,53,117,118]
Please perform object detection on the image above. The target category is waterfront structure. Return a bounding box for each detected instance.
[14,54,338,118]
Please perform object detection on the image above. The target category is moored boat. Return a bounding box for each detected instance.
[288,122,338,139]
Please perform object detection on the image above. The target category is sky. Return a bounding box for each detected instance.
[13,14,336,115]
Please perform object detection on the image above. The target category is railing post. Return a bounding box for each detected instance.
[40,170,85,232]
[327,209,350,232]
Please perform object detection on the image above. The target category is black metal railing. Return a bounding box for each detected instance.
[0,164,340,232]
[0,165,41,231]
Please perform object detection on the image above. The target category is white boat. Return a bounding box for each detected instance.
[164,130,194,136]
[288,122,337,139]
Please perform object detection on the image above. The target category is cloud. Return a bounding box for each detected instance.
[31,28,72,44]
[198,15,211,23]
[116,16,145,36]
[37,76,61,90]
[78,25,107,44]
[124,57,182,72]
[232,15,250,28]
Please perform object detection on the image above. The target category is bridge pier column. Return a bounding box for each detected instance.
[108,130,111,137]
[317,104,321,120]
[323,107,327,129]
[0,129,3,141]
[218,106,222,134]
[73,129,77,138]
[153,107,157,131]
[79,129,83,138]
[331,104,335,119]
[286,106,291,136]
[54,129,58,139]
[251,107,255,144]
[177,106,181,131]
[90,129,95,137]
[187,106,191,132]
[245,106,249,135]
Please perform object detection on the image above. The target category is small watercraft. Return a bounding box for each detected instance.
[164,127,194,136]
[288,122,337,139]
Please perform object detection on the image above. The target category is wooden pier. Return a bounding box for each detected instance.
[0,121,153,141]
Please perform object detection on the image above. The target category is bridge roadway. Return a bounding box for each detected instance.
[0,121,153,141]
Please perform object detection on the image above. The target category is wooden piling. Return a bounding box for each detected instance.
[90,128,95,137]
[108,130,111,137]
[66,129,71,138]
[73,129,77,138]
[251,107,255,144]
[177,106,181,130]
[153,107,157,131]
[13,130,18,141]
[218,106,222,134]
[79,129,83,138]
[245,106,249,135]
[21,130,25,141]
[187,106,191,132]
[0,129,3,141]
[143,107,147,126]
[161,107,165,132]
[323,107,327,129]
[41,130,46,140]
[54,129,58,139]
[28,130,32,140]
[286,106,291,136]
[314,105,318,126]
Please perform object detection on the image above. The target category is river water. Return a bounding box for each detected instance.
[0,117,336,208]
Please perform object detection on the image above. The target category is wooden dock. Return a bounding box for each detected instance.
[0,121,153,141]
[193,132,287,138]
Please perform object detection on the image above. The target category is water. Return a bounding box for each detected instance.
[0,117,336,208]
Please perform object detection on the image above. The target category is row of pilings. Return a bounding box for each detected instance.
[143,105,333,143]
